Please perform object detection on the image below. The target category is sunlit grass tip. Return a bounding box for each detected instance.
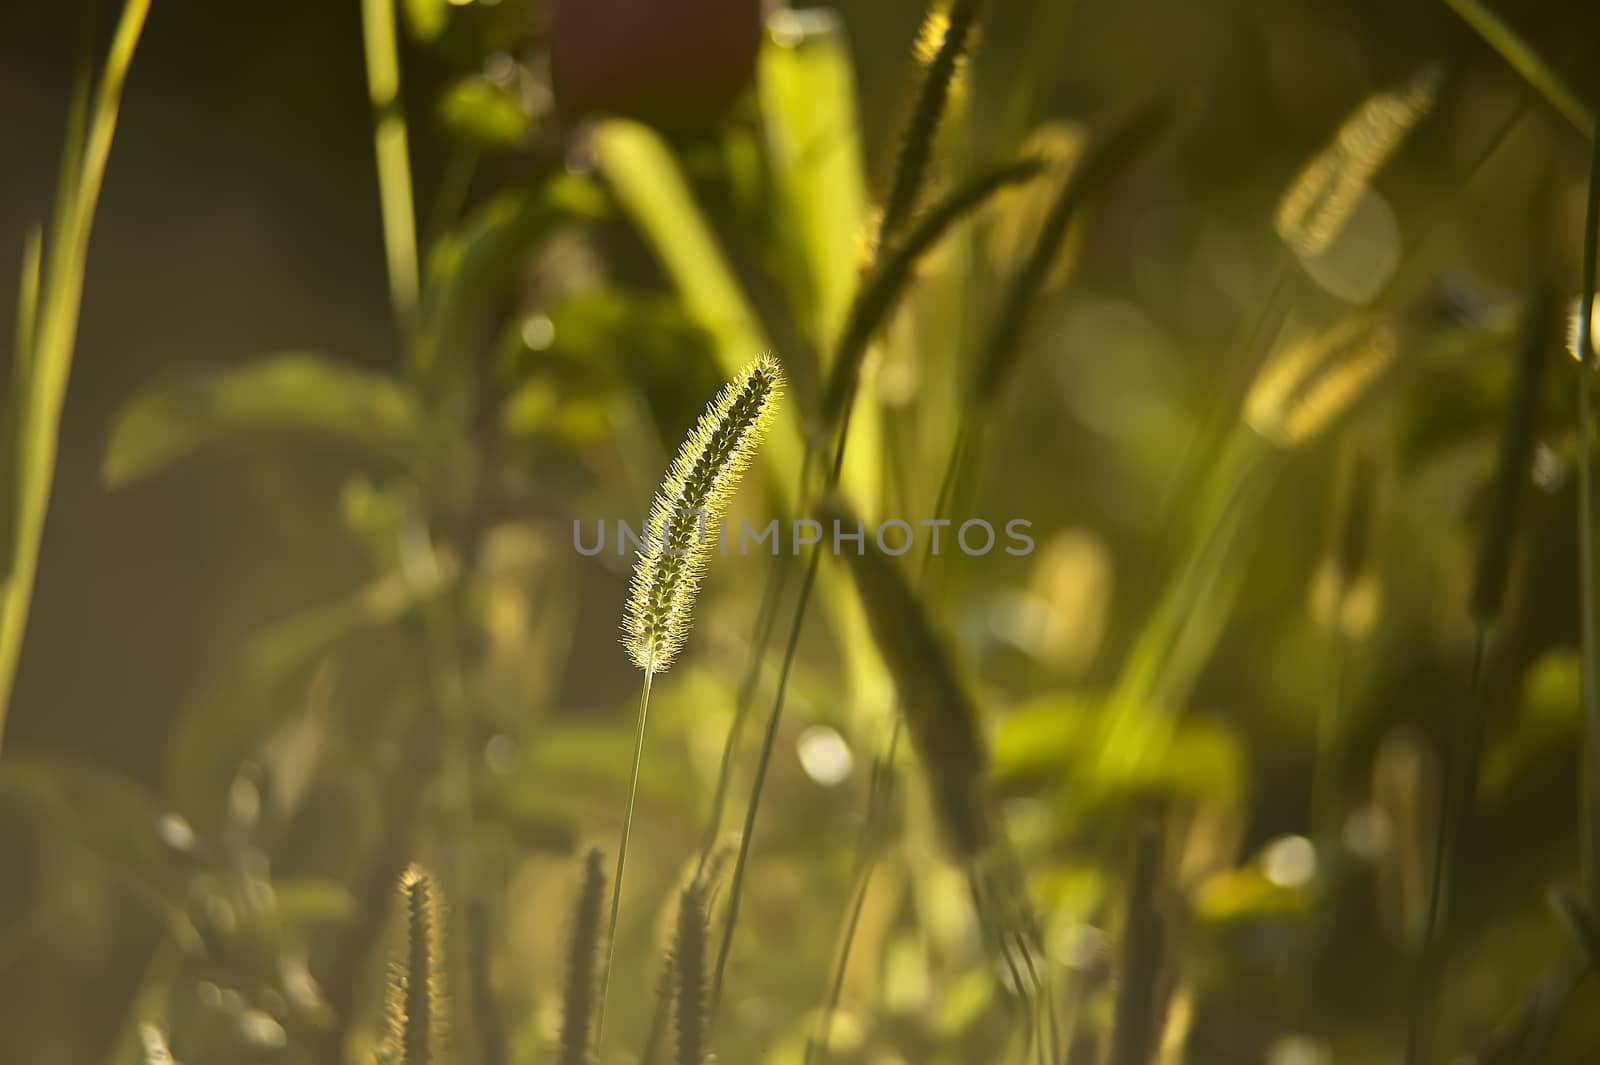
[624,353,784,674]
[377,864,446,1065]
[1276,66,1442,258]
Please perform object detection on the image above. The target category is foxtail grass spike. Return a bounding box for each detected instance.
[624,354,784,674]
[561,850,606,1065]
[673,883,710,1065]
[609,355,781,1040]
[1276,67,1442,258]
[376,865,445,1065]
[1244,316,1398,447]
[972,98,1170,409]
[820,155,1046,433]
[1470,286,1553,623]
[878,0,986,246]
[818,494,991,856]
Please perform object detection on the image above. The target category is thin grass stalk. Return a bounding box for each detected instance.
[804,728,902,1064]
[359,0,422,350]
[0,228,43,574]
[1440,0,1594,137]
[0,0,151,751]
[1407,630,1489,1065]
[1575,126,1600,908]
[596,669,652,1039]
[695,541,793,876]
[1411,287,1552,1063]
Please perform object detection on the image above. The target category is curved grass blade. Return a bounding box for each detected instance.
[0,0,152,751]
[819,155,1046,433]
[972,97,1170,408]
[878,0,986,244]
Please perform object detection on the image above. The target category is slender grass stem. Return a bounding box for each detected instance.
[359,0,422,353]
[0,0,152,752]
[1575,123,1600,907]
[597,668,654,1041]
[1439,0,1594,138]
[805,726,902,1064]
[696,507,797,877]
[1408,627,1491,1065]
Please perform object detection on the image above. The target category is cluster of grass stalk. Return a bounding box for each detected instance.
[25,0,1600,1063]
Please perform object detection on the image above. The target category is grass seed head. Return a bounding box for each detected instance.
[673,882,710,1065]
[624,355,783,673]
[376,865,446,1065]
[1245,316,1398,447]
[1276,66,1442,258]
[560,849,608,1065]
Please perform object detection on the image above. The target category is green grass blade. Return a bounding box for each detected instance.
[0,0,153,753]
[361,0,422,355]
[101,352,423,485]
[1,229,43,579]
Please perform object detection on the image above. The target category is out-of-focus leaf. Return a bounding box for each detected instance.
[518,722,699,821]
[168,555,457,817]
[994,695,1247,809]
[474,781,580,857]
[438,76,529,149]
[760,8,868,349]
[401,0,448,43]
[758,8,888,672]
[1191,867,1311,925]
[419,186,600,379]
[270,878,355,930]
[0,753,179,901]
[103,353,421,485]
[1482,652,1582,799]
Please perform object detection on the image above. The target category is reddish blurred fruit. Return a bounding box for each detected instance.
[551,0,764,123]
